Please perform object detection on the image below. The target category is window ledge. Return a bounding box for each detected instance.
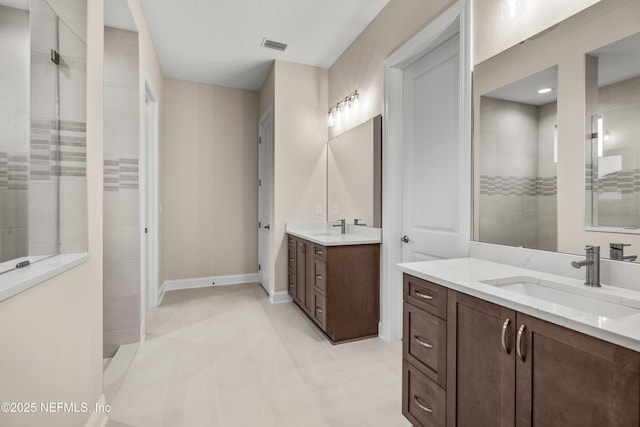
[0,253,89,302]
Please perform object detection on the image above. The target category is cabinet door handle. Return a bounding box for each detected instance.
[501,318,511,354]
[316,250,324,255]
[517,323,526,362]
[414,335,433,349]
[414,290,433,300]
[316,307,323,313]
[289,258,294,262]
[413,396,433,413]
[316,275,323,280]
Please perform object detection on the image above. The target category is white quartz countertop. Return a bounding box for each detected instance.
[398,257,640,352]
[286,222,381,246]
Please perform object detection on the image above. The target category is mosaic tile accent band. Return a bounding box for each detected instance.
[585,165,640,194]
[104,158,139,191]
[0,152,29,190]
[30,119,87,181]
[480,175,557,197]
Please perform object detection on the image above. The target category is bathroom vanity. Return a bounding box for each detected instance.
[286,223,380,343]
[399,258,640,427]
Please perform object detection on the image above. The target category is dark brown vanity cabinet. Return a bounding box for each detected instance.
[287,234,379,343]
[402,273,640,427]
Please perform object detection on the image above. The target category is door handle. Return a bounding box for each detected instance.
[401,235,410,243]
[517,323,526,362]
[501,318,511,354]
[264,224,270,230]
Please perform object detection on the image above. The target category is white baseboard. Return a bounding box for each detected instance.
[270,290,293,304]
[157,281,166,306]
[162,273,260,292]
[84,394,108,427]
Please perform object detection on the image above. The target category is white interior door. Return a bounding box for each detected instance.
[258,108,272,294]
[401,34,468,263]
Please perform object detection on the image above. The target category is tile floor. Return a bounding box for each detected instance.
[106,283,410,427]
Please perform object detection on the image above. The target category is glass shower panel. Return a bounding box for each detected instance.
[28,0,60,260]
[0,3,31,264]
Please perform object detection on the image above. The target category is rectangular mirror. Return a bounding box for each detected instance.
[585,32,640,231]
[327,114,382,227]
[477,66,558,251]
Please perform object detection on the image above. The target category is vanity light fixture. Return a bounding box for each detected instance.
[537,87,553,94]
[328,90,359,127]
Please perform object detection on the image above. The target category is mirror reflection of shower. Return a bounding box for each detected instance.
[478,66,558,251]
[586,32,640,230]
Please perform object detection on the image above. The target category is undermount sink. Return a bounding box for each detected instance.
[480,276,640,319]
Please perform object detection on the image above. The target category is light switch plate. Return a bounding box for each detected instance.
[316,205,322,215]
[331,205,339,214]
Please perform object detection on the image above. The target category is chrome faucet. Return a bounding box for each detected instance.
[354,219,366,226]
[610,243,637,262]
[333,219,346,234]
[571,245,600,287]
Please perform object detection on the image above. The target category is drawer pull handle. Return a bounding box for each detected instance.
[413,396,433,413]
[316,250,324,255]
[316,275,323,280]
[517,323,526,362]
[316,307,324,313]
[501,318,511,354]
[414,290,433,300]
[289,258,294,262]
[414,335,433,349]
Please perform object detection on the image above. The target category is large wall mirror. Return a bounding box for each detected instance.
[585,32,640,230]
[0,0,87,274]
[327,114,382,227]
[473,0,640,259]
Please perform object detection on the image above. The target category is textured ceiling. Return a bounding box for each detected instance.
[139,0,390,90]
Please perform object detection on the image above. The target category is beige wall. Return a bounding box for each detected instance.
[472,0,640,256]
[328,0,455,139]
[472,0,600,65]
[0,1,103,426]
[271,61,328,294]
[127,0,165,289]
[162,79,258,280]
[259,62,275,119]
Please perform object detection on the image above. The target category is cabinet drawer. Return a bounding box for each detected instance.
[403,360,446,427]
[288,272,296,298]
[404,303,446,388]
[314,260,326,294]
[313,291,326,329]
[288,240,296,272]
[313,244,327,261]
[404,274,447,319]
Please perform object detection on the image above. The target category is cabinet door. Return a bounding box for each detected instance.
[295,240,306,307]
[304,242,315,313]
[447,290,516,427]
[515,313,640,427]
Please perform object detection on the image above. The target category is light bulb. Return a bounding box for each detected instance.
[328,110,334,127]
[352,92,360,110]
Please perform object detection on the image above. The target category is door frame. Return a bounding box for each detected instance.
[381,0,471,341]
[141,73,159,319]
[258,105,273,297]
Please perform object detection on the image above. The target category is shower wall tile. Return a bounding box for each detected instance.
[59,19,86,61]
[0,72,29,116]
[104,27,138,90]
[59,57,87,123]
[104,27,140,358]
[30,0,57,56]
[104,86,138,124]
[0,7,29,75]
[46,0,88,44]
[58,180,87,252]
[30,53,57,120]
[28,181,57,256]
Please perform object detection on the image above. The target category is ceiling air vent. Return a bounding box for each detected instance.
[261,38,287,52]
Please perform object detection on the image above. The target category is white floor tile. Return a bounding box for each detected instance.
[106,283,406,426]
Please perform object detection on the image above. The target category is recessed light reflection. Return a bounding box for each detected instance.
[537,87,553,94]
